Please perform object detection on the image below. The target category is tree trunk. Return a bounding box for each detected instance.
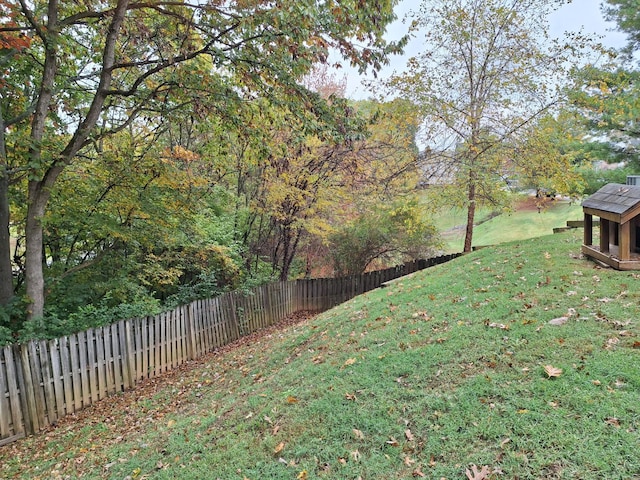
[0,116,14,306]
[463,178,476,253]
[21,0,129,319]
[25,183,49,318]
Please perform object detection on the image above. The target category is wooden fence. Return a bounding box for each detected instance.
[0,253,461,446]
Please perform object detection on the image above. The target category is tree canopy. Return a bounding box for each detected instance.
[0,0,407,320]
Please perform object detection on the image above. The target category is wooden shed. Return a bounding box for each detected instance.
[581,183,640,270]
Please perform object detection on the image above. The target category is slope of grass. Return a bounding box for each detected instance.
[435,198,583,252]
[1,231,639,480]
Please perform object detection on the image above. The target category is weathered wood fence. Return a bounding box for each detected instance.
[0,254,461,446]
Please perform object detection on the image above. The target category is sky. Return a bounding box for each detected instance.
[342,0,628,99]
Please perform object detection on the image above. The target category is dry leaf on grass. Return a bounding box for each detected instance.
[544,365,563,378]
[548,316,568,326]
[274,442,285,454]
[386,436,399,447]
[465,464,491,480]
[412,467,426,477]
[343,358,357,367]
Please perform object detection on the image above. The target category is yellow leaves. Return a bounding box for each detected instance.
[296,470,308,479]
[286,395,299,404]
[343,358,357,367]
[543,365,563,378]
[274,442,285,454]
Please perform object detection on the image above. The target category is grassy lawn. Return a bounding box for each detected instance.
[1,231,639,479]
[434,196,583,252]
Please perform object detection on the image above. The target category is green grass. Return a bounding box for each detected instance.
[434,197,583,252]
[1,231,639,479]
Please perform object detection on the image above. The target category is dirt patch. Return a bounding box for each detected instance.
[517,194,559,212]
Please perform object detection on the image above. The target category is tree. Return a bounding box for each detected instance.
[512,113,585,202]
[329,200,440,276]
[0,0,406,319]
[603,0,640,57]
[387,0,582,252]
[568,0,640,169]
[569,65,640,165]
[0,0,33,307]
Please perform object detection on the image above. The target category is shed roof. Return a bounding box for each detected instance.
[582,183,640,215]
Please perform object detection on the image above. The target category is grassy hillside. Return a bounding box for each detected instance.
[1,231,639,479]
[435,197,583,252]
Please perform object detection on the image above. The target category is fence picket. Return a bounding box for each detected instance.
[0,348,12,438]
[37,340,56,426]
[49,339,65,418]
[77,332,90,409]
[86,330,98,404]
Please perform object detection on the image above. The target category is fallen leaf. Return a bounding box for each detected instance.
[404,456,416,466]
[465,464,491,480]
[166,419,176,428]
[605,417,621,427]
[297,470,308,480]
[544,365,563,378]
[386,437,399,447]
[345,392,357,401]
[488,322,509,330]
[548,316,569,326]
[353,429,365,440]
[405,429,415,442]
[286,395,298,404]
[412,467,426,477]
[274,442,285,454]
[605,337,619,349]
[344,358,357,367]
[351,450,361,462]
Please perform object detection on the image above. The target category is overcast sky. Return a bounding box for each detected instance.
[342,0,628,99]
